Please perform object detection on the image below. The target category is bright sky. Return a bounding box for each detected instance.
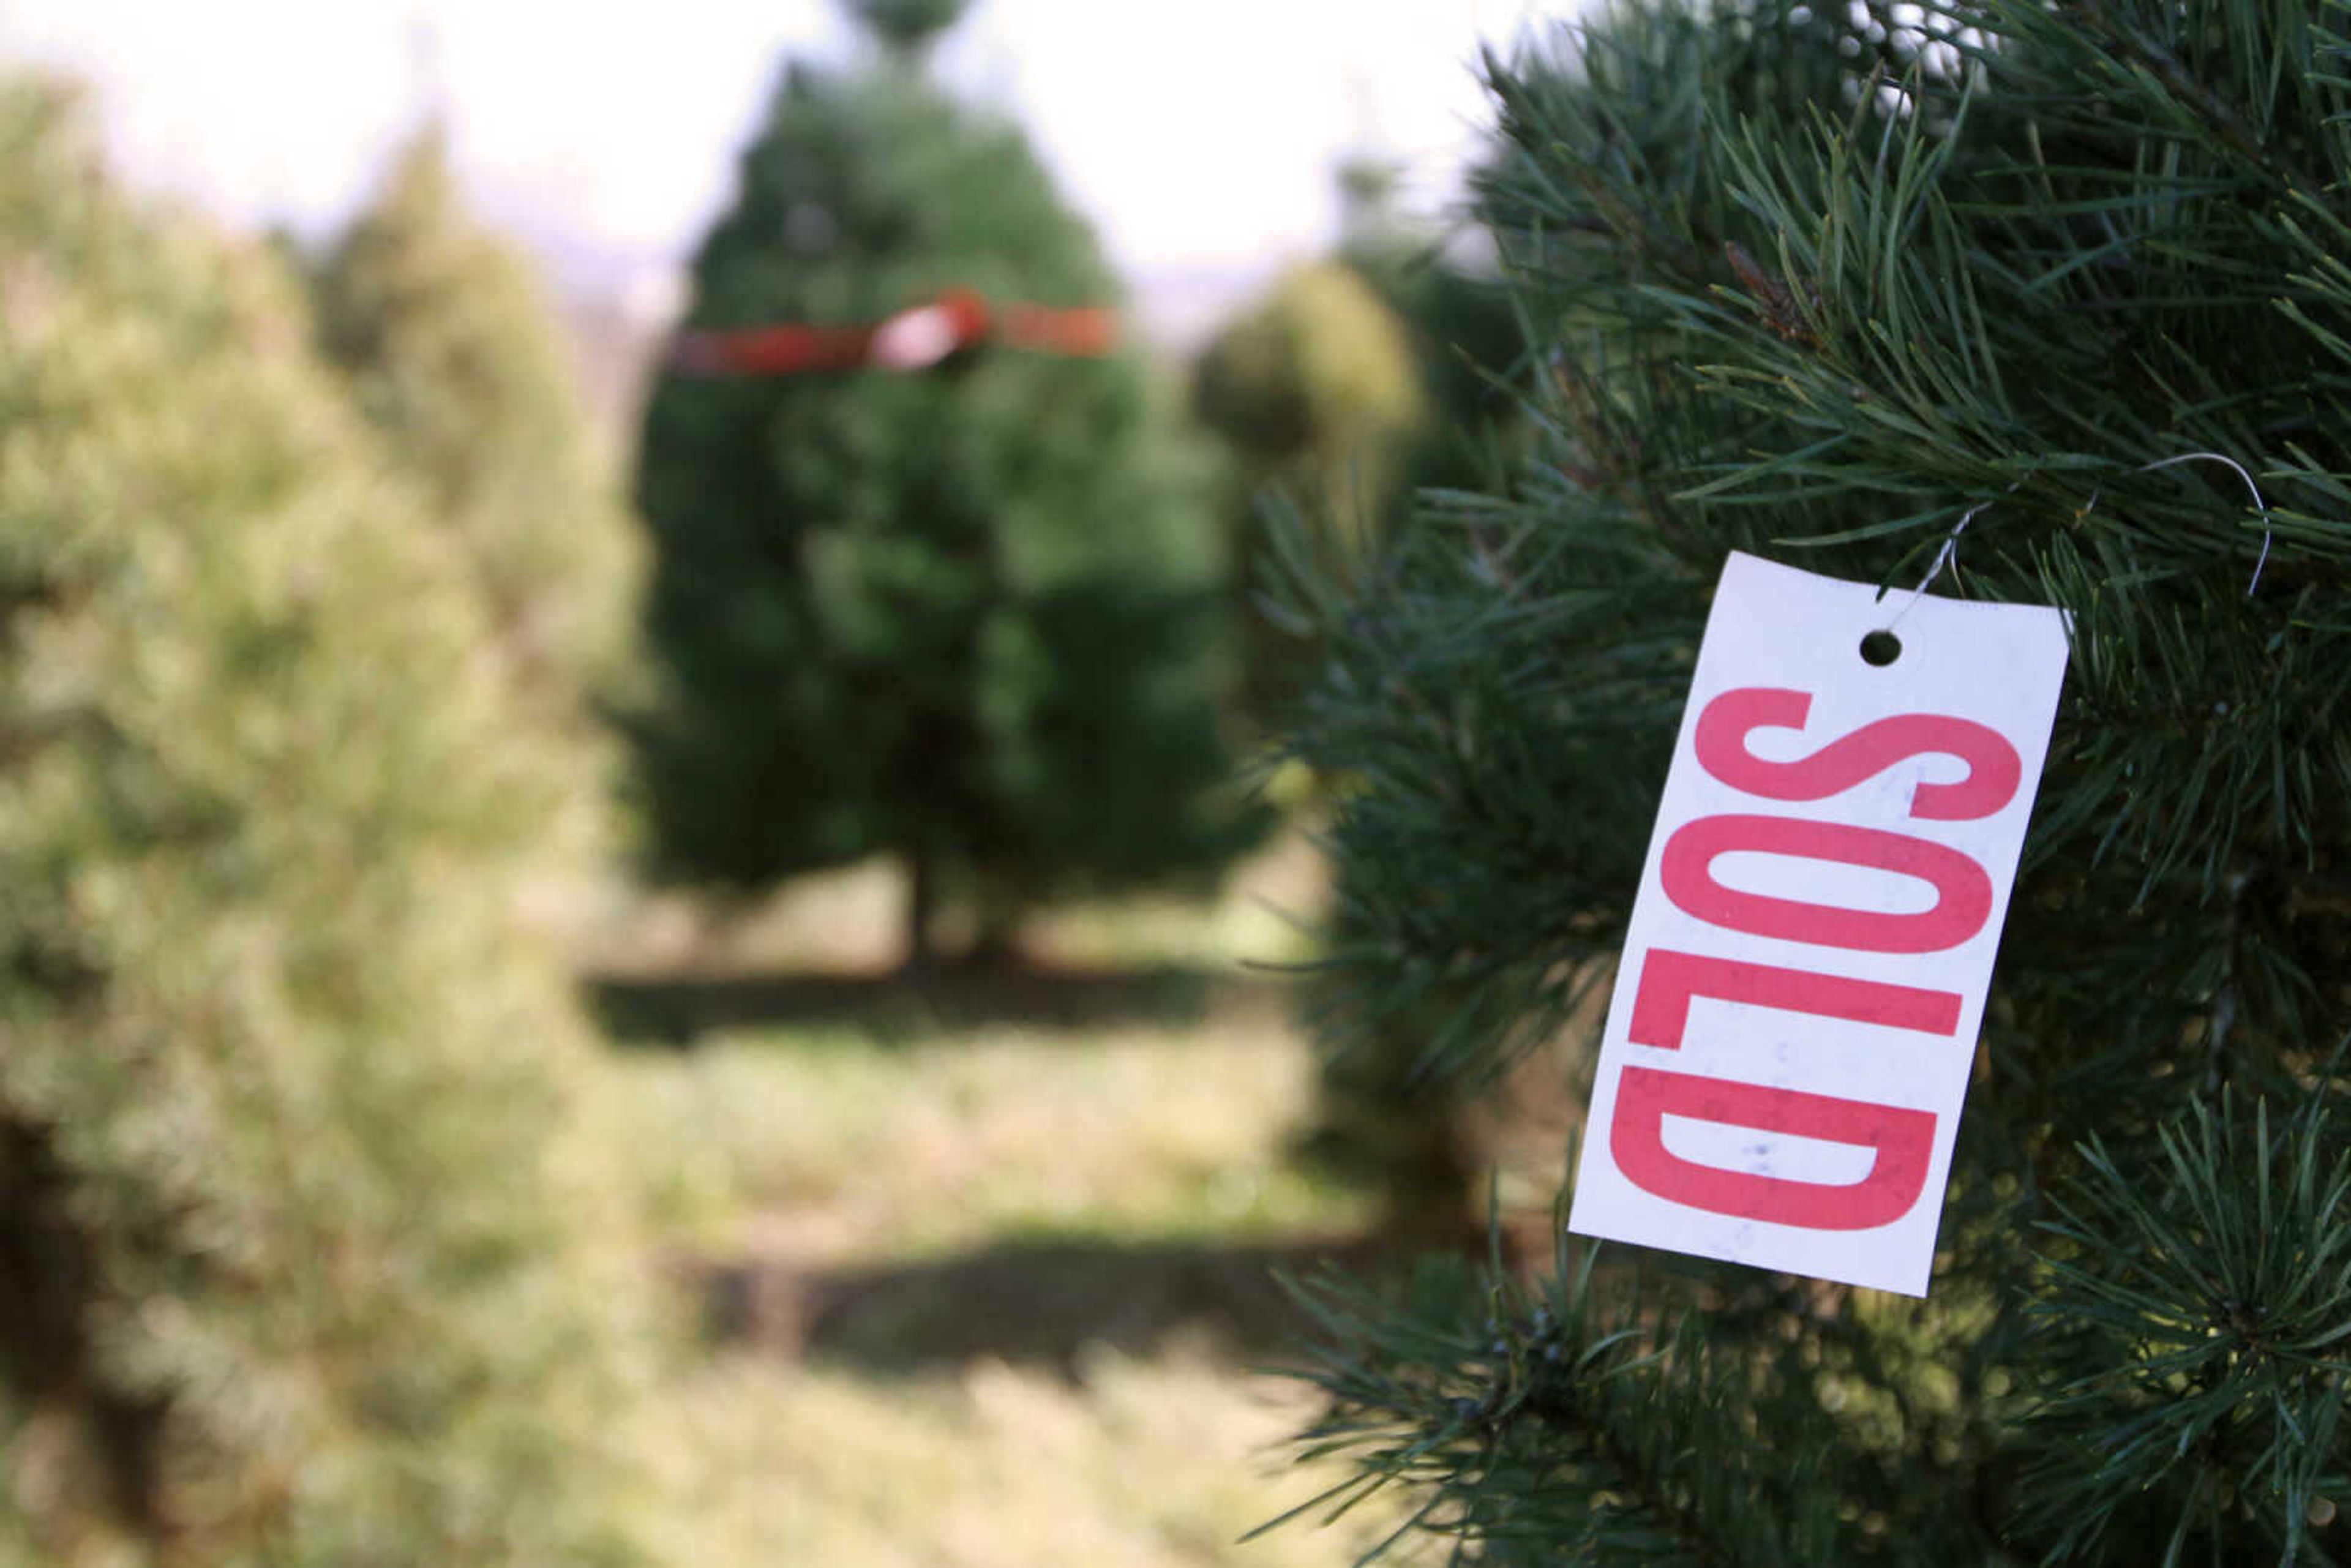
[2,1,1569,339]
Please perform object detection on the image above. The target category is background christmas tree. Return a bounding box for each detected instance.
[1265,1,2351,1562]
[631,0,1260,962]
[1193,162,1532,1239]
[0,80,674,1566]
[1330,153,1526,507]
[1193,258,1429,560]
[1190,257,1427,738]
[312,126,645,719]
[307,126,647,914]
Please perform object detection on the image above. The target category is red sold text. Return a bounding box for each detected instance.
[1610,687,2022,1232]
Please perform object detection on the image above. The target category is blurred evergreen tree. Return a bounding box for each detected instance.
[1333,155,1527,499]
[846,0,970,51]
[1191,161,1528,740]
[312,126,645,722]
[1190,260,1426,741]
[1266,2,2351,1564]
[1194,169,1529,1233]
[1193,260,1429,555]
[0,80,670,1566]
[632,0,1261,963]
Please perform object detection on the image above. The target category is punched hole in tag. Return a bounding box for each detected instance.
[1867,491,2006,667]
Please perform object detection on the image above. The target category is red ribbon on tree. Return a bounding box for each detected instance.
[668,287,1118,378]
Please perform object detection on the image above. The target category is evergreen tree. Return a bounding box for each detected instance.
[0,81,670,1566]
[1191,260,1425,740]
[1267,4,2351,1564]
[632,0,1260,962]
[1332,154,1526,501]
[1194,176,1528,1236]
[312,126,644,721]
[1193,260,1428,553]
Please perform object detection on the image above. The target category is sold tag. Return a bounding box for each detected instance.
[1565,552,2068,1296]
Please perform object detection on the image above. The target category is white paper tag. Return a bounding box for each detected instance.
[1565,552,2068,1296]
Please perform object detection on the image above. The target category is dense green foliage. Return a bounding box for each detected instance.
[0,83,669,1565]
[1190,260,1426,741]
[1193,261,1428,550]
[1335,159,1527,503]
[1192,164,1525,557]
[313,127,643,721]
[846,0,970,53]
[1193,187,1526,1229]
[633,4,1260,958]
[1270,2,2351,1562]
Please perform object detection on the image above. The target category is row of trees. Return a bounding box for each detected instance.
[0,77,670,1562]
[0,0,1500,1554]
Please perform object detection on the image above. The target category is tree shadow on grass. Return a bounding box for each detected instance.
[587,962,1292,1046]
[695,1231,1469,1378]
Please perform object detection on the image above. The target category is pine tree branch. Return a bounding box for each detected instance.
[2068,0,2298,186]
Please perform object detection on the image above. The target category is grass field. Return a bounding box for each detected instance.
[596,836,1436,1567]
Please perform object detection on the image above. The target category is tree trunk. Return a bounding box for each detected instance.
[964,865,1024,969]
[903,842,937,973]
